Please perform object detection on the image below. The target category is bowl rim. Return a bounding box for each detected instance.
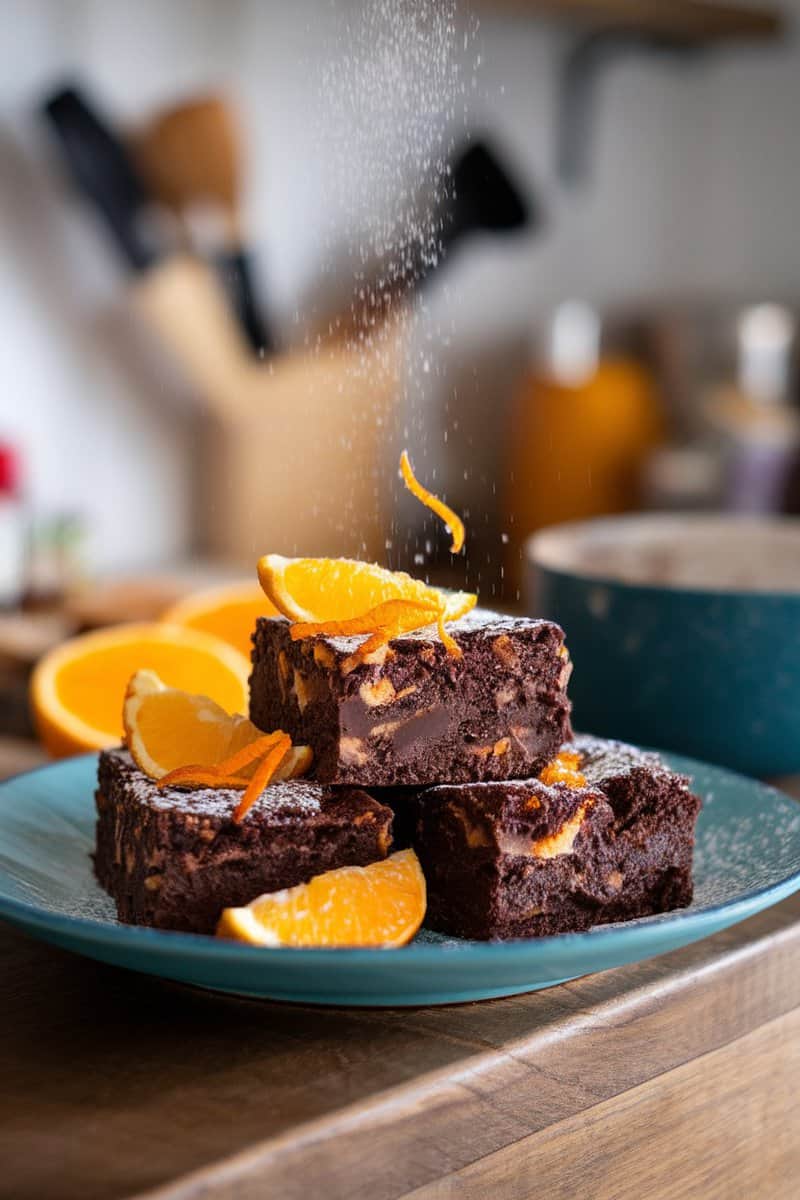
[528,512,800,601]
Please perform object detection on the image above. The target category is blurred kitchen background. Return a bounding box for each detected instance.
[2,0,800,769]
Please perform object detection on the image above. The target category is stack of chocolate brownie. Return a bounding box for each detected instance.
[250,608,700,939]
[95,607,700,938]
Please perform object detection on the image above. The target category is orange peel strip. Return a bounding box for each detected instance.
[341,627,395,675]
[157,766,250,790]
[290,597,466,670]
[289,598,441,643]
[214,732,287,778]
[437,611,461,658]
[233,733,292,823]
[400,450,465,554]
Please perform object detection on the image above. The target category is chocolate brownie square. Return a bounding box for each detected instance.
[410,735,700,940]
[95,748,393,934]
[249,609,572,786]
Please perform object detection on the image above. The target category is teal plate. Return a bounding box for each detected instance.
[1,753,799,1006]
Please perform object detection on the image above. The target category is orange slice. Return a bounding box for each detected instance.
[400,449,465,553]
[217,849,426,948]
[124,669,268,780]
[257,554,476,627]
[160,581,277,659]
[30,624,250,759]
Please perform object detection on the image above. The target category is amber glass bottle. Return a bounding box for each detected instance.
[504,303,664,596]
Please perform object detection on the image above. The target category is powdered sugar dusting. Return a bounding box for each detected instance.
[692,784,800,906]
[103,749,332,821]
[574,734,680,787]
[304,607,561,655]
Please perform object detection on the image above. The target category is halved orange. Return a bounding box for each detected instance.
[257,554,476,626]
[123,669,267,780]
[217,849,426,948]
[160,581,277,660]
[30,623,250,759]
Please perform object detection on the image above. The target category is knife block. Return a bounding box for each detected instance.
[130,256,404,565]
[196,332,404,566]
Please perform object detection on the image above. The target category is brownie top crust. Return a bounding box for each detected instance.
[294,607,566,658]
[574,735,682,784]
[412,775,609,858]
[411,738,695,853]
[97,748,381,825]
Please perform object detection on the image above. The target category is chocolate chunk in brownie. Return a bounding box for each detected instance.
[95,748,393,934]
[409,735,701,940]
[249,608,572,786]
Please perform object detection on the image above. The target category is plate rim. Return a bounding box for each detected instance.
[1,751,799,968]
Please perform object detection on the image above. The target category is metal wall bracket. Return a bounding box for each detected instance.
[557,29,706,187]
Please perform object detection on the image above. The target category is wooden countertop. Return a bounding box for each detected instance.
[2,890,800,1200]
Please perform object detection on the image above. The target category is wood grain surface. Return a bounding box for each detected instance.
[408,1010,800,1199]
[2,891,800,1200]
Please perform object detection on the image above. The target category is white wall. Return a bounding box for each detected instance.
[1,0,798,570]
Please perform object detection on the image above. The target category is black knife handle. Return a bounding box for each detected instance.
[214,249,274,357]
[42,84,158,272]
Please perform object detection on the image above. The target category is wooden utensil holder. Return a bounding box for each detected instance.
[131,256,404,565]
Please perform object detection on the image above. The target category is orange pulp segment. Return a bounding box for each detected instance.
[124,669,262,780]
[288,598,441,644]
[257,554,475,626]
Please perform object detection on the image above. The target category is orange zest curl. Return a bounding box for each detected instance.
[289,597,465,672]
[233,733,293,823]
[157,732,291,793]
[539,750,587,789]
[436,611,460,657]
[157,766,250,790]
[259,554,475,663]
[214,732,289,778]
[289,598,441,643]
[399,450,465,554]
[156,731,310,823]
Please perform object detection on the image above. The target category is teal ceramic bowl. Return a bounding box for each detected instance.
[528,514,800,778]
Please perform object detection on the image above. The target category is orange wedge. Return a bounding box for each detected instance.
[217,849,426,948]
[123,669,267,780]
[30,624,250,759]
[160,581,277,659]
[257,554,476,627]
